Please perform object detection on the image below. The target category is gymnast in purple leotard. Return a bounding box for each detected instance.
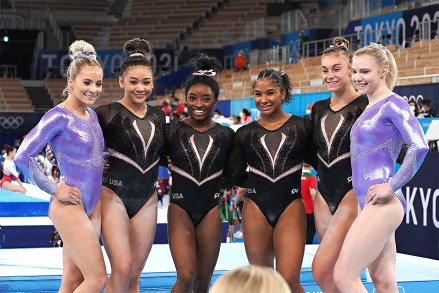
[333,42,429,293]
[14,40,108,293]
[350,93,427,210]
[15,105,104,216]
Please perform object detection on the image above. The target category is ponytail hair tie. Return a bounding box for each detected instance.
[371,42,388,52]
[129,52,145,57]
[192,69,217,77]
[329,41,348,50]
[73,51,96,60]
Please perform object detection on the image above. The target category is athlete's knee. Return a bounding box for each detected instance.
[130,265,145,285]
[128,277,141,291]
[369,271,397,293]
[277,270,301,293]
[174,275,195,292]
[312,259,333,288]
[373,280,397,293]
[177,269,196,285]
[95,274,109,292]
[287,279,303,293]
[112,259,134,283]
[60,277,83,292]
[333,262,355,291]
[194,273,212,291]
[82,273,108,292]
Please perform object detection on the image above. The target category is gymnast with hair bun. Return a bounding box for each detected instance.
[311,37,368,293]
[95,38,166,293]
[164,53,235,293]
[15,40,107,293]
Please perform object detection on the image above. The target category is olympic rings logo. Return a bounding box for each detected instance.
[0,116,24,129]
[403,94,424,106]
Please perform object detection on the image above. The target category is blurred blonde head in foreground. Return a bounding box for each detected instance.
[210,265,291,293]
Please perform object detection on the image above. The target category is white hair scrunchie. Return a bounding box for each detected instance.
[192,69,216,76]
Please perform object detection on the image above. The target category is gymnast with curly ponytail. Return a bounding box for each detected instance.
[223,67,317,293]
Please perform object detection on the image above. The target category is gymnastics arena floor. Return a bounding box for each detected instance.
[1,187,438,292]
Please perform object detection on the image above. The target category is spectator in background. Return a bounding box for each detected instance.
[210,265,291,293]
[301,163,316,244]
[299,30,310,57]
[0,144,26,194]
[36,150,53,182]
[161,99,173,117]
[229,115,239,125]
[234,50,248,71]
[178,46,191,67]
[239,108,252,124]
[304,103,313,119]
[170,97,186,122]
[231,186,246,239]
[418,98,437,117]
[228,115,242,132]
[212,109,225,122]
[408,100,420,117]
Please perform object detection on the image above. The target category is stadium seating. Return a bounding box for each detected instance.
[0,78,34,112]
[154,38,439,101]
[182,0,280,48]
[3,1,439,111]
[11,40,439,111]
[107,0,220,49]
[12,0,107,12]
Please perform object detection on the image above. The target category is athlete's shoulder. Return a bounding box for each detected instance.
[44,106,69,122]
[289,114,305,122]
[312,98,330,111]
[47,105,67,115]
[354,94,369,108]
[148,104,166,119]
[236,121,254,134]
[284,115,308,128]
[167,120,185,135]
[383,93,410,110]
[216,123,234,132]
[87,107,100,120]
[215,124,236,140]
[95,102,110,112]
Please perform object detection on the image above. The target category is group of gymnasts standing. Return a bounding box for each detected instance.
[13,35,428,293]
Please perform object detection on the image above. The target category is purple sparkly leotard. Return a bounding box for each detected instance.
[14,106,105,217]
[350,94,428,211]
